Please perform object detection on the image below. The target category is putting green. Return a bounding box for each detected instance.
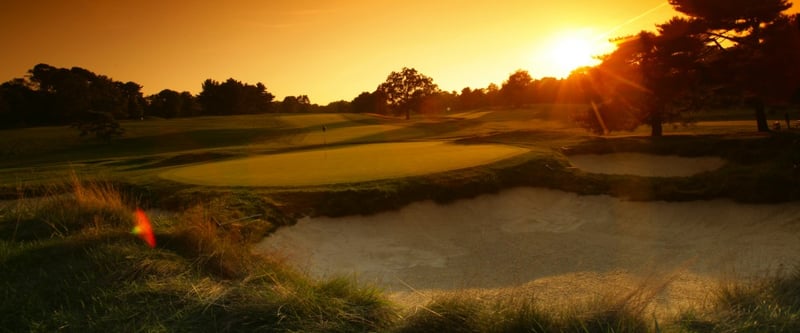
[160,141,528,186]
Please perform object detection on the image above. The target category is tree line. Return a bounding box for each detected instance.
[0,65,279,138]
[3,0,800,138]
[0,63,588,138]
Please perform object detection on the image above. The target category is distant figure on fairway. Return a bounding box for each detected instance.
[322,125,327,132]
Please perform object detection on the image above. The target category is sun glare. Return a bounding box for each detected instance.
[544,30,614,77]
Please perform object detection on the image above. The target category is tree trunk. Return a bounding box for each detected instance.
[650,113,663,137]
[754,99,770,132]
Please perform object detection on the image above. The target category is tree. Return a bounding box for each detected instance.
[669,0,793,132]
[147,89,183,118]
[485,83,501,107]
[376,67,439,120]
[736,14,800,124]
[118,81,146,119]
[319,100,351,113]
[0,79,47,128]
[351,91,388,114]
[576,18,707,136]
[500,69,534,107]
[456,87,484,110]
[197,78,274,115]
[279,95,311,113]
[19,63,143,139]
[71,110,124,140]
[533,77,561,103]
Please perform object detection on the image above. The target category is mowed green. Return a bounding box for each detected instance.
[160,141,528,186]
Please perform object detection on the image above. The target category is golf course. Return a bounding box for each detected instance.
[3,106,800,331]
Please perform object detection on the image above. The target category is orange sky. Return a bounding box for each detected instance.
[1,1,798,104]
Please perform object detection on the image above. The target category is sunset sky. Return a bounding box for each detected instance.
[2,1,798,104]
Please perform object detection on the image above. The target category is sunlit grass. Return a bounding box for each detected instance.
[674,270,800,332]
[396,281,668,333]
[160,141,529,186]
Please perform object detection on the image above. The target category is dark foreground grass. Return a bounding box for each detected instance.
[0,179,396,332]
[3,176,800,332]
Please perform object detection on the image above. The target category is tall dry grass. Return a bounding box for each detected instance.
[2,173,134,241]
[394,276,678,333]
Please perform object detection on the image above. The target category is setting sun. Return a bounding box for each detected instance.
[545,30,616,77]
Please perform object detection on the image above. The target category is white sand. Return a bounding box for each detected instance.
[255,153,793,314]
[569,153,726,177]
[256,188,800,313]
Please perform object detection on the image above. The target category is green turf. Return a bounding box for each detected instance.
[159,141,529,186]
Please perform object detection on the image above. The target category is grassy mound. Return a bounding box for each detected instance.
[0,179,395,332]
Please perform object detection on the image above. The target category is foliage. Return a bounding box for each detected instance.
[27,64,146,122]
[457,87,489,110]
[145,89,199,118]
[376,67,439,119]
[197,78,274,115]
[575,18,708,136]
[669,0,791,32]
[0,64,146,139]
[500,69,535,107]
[278,94,312,113]
[668,0,798,132]
[71,110,125,140]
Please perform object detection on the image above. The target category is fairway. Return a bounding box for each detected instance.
[160,141,528,186]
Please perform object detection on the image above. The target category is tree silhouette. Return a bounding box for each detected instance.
[141,89,200,119]
[500,70,534,107]
[118,81,146,119]
[197,78,274,115]
[71,111,124,140]
[376,67,439,120]
[0,79,49,128]
[576,18,707,136]
[669,0,793,131]
[351,91,388,114]
[10,63,146,139]
[279,95,312,113]
[457,87,488,110]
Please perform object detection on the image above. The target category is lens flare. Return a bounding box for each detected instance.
[132,208,156,248]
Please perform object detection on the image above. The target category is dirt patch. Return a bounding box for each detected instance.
[568,153,726,177]
[256,188,800,312]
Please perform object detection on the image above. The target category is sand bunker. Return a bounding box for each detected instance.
[160,141,527,186]
[568,153,726,177]
[256,188,800,311]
